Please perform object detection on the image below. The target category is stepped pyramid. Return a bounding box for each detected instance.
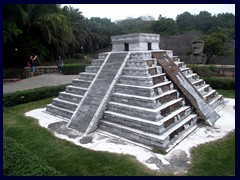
[46,33,225,149]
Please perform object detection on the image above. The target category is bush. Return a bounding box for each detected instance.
[62,64,89,75]
[3,136,64,176]
[3,84,69,107]
[203,77,235,90]
[187,64,219,77]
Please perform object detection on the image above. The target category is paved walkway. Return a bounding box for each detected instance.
[3,74,78,94]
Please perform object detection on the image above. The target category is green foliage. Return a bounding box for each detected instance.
[195,11,213,33]
[217,89,235,99]
[3,84,68,107]
[3,136,64,176]
[3,100,163,176]
[63,54,91,64]
[153,17,178,35]
[3,21,23,43]
[203,77,235,90]
[152,147,167,155]
[62,64,88,75]
[3,97,235,176]
[187,65,219,77]
[4,4,235,68]
[176,11,196,32]
[201,32,232,64]
[186,131,235,176]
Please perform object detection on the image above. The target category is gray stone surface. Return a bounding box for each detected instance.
[111,33,160,52]
[189,39,207,64]
[48,121,83,138]
[68,53,128,132]
[3,74,78,94]
[43,33,225,150]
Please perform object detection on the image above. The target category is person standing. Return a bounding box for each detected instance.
[57,56,64,74]
[28,54,38,77]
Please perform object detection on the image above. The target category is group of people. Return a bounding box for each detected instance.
[28,55,63,77]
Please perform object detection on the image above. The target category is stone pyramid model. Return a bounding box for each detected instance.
[46,33,225,150]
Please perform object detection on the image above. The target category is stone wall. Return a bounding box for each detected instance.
[24,66,58,78]
[160,32,235,65]
[214,65,235,77]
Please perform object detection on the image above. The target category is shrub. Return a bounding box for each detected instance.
[3,84,69,107]
[3,136,64,176]
[62,64,89,75]
[152,146,167,155]
[187,65,219,77]
[203,77,235,89]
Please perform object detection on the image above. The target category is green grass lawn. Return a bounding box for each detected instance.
[186,131,235,176]
[216,89,235,99]
[3,98,163,176]
[3,89,235,176]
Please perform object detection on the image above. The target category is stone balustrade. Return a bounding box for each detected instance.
[24,66,58,78]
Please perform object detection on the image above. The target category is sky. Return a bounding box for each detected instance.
[61,4,235,21]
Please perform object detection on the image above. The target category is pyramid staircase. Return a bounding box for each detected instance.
[46,53,109,119]
[45,50,224,149]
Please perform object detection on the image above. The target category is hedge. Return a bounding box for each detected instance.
[187,64,219,77]
[203,77,235,90]
[62,64,89,75]
[3,76,234,108]
[3,84,69,107]
[3,136,64,176]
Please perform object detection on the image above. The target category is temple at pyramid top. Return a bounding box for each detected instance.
[111,33,160,52]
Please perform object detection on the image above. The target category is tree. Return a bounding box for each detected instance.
[153,17,178,35]
[195,11,213,33]
[61,5,87,55]
[3,4,72,67]
[176,12,196,32]
[201,32,232,64]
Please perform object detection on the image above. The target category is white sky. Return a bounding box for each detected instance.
[61,4,235,21]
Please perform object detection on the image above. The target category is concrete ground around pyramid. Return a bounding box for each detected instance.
[25,98,235,174]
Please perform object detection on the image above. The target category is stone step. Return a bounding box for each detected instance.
[46,104,74,119]
[68,52,128,133]
[119,73,167,87]
[99,53,108,59]
[85,66,100,73]
[65,85,87,96]
[91,59,105,66]
[103,105,192,135]
[122,66,162,76]
[129,52,152,59]
[181,68,192,76]
[192,79,205,88]
[78,72,96,81]
[198,84,211,96]
[107,98,184,121]
[186,73,199,83]
[209,95,225,109]
[115,81,173,97]
[59,92,83,104]
[204,89,217,103]
[175,61,186,69]
[72,79,91,88]
[126,58,157,68]
[52,98,78,111]
[111,89,178,108]
[172,56,180,62]
[99,113,197,148]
